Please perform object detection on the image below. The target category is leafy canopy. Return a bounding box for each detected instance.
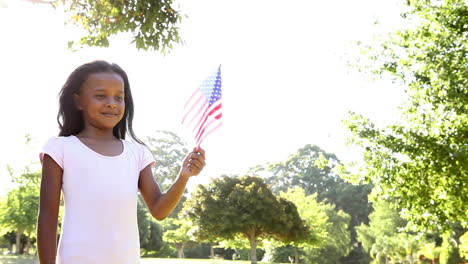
[146,131,188,191]
[182,175,309,245]
[57,0,183,51]
[345,0,468,230]
[0,171,40,235]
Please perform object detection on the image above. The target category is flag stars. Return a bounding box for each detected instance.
[198,70,222,106]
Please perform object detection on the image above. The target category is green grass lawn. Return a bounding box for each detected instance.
[0,256,286,264]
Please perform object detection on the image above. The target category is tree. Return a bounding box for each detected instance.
[162,218,197,258]
[356,200,429,264]
[252,144,341,198]
[460,231,468,260]
[345,0,467,230]
[216,236,252,260]
[250,144,373,263]
[135,131,189,255]
[0,232,16,254]
[137,196,164,255]
[182,175,309,264]
[304,203,352,264]
[137,196,151,248]
[439,224,465,264]
[357,200,407,253]
[146,131,188,192]
[369,236,397,264]
[419,243,442,264]
[0,170,40,254]
[35,0,183,51]
[250,145,372,226]
[337,184,373,264]
[278,188,329,264]
[397,233,424,264]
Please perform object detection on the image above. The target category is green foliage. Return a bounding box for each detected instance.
[146,131,188,192]
[162,218,196,246]
[262,244,299,264]
[252,144,341,198]
[356,200,427,264]
[304,204,352,264]
[420,242,442,262]
[342,246,371,264]
[217,237,250,251]
[263,188,333,263]
[440,231,462,264]
[138,196,152,247]
[251,144,372,262]
[182,175,308,264]
[345,0,468,230]
[143,131,188,219]
[59,0,183,51]
[278,188,328,248]
[184,176,305,241]
[357,200,407,253]
[460,231,468,259]
[439,225,467,264]
[162,218,197,258]
[136,131,192,256]
[0,178,39,233]
[251,145,372,229]
[0,170,40,254]
[398,233,425,264]
[183,243,211,259]
[335,184,373,228]
[138,197,164,254]
[368,236,395,264]
[365,233,425,264]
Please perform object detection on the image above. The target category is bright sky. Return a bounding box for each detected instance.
[0,0,407,193]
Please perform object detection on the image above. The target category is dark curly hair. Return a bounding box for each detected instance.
[57,60,143,144]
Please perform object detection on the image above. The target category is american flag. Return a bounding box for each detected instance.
[181,66,222,147]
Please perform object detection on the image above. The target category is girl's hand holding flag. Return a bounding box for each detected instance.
[180,65,222,184]
[180,147,206,179]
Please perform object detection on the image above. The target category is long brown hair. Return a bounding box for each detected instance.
[57,60,143,144]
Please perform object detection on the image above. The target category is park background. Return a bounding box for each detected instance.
[0,0,466,264]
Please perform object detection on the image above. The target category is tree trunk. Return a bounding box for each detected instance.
[24,236,31,255]
[294,246,299,264]
[15,227,24,255]
[210,243,214,258]
[249,234,257,264]
[176,243,185,258]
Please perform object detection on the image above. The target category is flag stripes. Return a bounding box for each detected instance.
[182,66,222,146]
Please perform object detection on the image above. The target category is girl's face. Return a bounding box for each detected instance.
[74,72,125,132]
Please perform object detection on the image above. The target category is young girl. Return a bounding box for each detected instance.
[37,60,206,264]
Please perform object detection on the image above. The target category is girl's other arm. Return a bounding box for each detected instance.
[37,155,63,264]
[139,148,205,220]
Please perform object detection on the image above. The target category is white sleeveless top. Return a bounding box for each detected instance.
[40,135,155,264]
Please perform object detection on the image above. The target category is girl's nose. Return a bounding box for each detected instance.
[106,98,117,108]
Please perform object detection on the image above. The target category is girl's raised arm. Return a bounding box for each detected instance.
[139,148,205,220]
[37,154,63,264]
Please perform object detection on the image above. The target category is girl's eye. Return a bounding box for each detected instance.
[95,94,105,99]
[116,96,124,101]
